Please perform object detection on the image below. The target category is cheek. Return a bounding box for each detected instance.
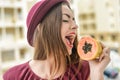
[61,26,66,40]
[61,29,64,41]
[61,26,68,44]
[61,28,67,47]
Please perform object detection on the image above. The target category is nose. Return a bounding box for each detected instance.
[71,23,78,30]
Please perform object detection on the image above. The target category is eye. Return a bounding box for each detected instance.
[63,20,69,22]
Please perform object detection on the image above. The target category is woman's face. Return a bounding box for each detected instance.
[61,4,78,55]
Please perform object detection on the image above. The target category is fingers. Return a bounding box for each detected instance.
[99,46,111,62]
[88,43,111,73]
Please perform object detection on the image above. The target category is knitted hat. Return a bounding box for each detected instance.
[26,0,68,46]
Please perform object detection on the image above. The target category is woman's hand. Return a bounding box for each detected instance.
[88,43,111,80]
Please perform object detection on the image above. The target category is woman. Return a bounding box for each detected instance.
[3,0,110,80]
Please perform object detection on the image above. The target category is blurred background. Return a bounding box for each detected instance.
[0,0,120,80]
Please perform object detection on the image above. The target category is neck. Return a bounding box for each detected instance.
[29,57,64,79]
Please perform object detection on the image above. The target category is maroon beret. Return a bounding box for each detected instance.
[26,0,68,46]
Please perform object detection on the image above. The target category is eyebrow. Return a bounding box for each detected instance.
[63,13,75,20]
[63,13,70,18]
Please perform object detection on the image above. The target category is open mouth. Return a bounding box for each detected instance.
[65,35,75,48]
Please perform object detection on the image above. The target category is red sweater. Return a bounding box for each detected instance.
[3,60,90,80]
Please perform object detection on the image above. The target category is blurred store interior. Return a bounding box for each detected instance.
[0,0,120,80]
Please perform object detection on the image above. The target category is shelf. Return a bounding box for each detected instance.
[1,49,15,63]
[79,23,97,33]
[79,12,95,21]
[108,34,119,42]
[3,22,15,27]
[4,8,14,23]
[2,0,14,3]
[2,21,23,27]
[0,8,1,23]
[16,8,23,21]
[0,0,23,8]
[6,27,16,41]
[15,26,24,41]
[0,28,1,41]
[0,0,38,80]
[0,26,24,42]
[1,59,30,72]
[18,27,24,39]
[80,32,120,42]
[20,48,27,59]
[1,47,32,66]
[19,47,32,60]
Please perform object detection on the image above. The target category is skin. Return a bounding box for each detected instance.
[29,4,77,79]
[29,4,110,80]
[61,5,78,55]
[61,4,111,80]
[88,44,111,80]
